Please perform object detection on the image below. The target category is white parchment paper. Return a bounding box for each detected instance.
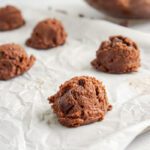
[0,5,150,150]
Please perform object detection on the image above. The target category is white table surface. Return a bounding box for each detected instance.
[1,0,150,150]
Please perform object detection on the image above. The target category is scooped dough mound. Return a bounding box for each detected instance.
[91,35,141,74]
[48,76,112,127]
[0,43,36,80]
[26,18,67,50]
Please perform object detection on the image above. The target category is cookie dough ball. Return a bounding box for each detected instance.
[0,44,36,80]
[26,19,67,50]
[0,5,25,31]
[86,0,150,19]
[48,76,112,127]
[91,35,140,74]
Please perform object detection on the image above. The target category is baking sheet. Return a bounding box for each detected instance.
[0,5,150,150]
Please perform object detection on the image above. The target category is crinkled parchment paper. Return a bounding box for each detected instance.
[0,5,150,150]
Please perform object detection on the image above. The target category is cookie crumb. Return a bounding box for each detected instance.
[78,14,85,18]
[119,20,129,27]
[55,9,68,15]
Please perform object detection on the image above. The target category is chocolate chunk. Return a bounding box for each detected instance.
[59,93,75,115]
[48,76,112,127]
[78,79,85,87]
[91,35,141,74]
[0,5,25,31]
[78,14,85,18]
[26,18,67,50]
[0,43,36,80]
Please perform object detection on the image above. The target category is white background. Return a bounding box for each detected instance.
[1,0,150,150]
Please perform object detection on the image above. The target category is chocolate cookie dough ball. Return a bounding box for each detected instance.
[0,5,25,31]
[91,35,140,74]
[26,19,67,50]
[0,44,36,80]
[86,0,150,19]
[48,76,112,127]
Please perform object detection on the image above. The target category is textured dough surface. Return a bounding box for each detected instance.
[0,5,25,31]
[49,76,112,127]
[0,43,35,80]
[91,35,141,74]
[26,19,67,50]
